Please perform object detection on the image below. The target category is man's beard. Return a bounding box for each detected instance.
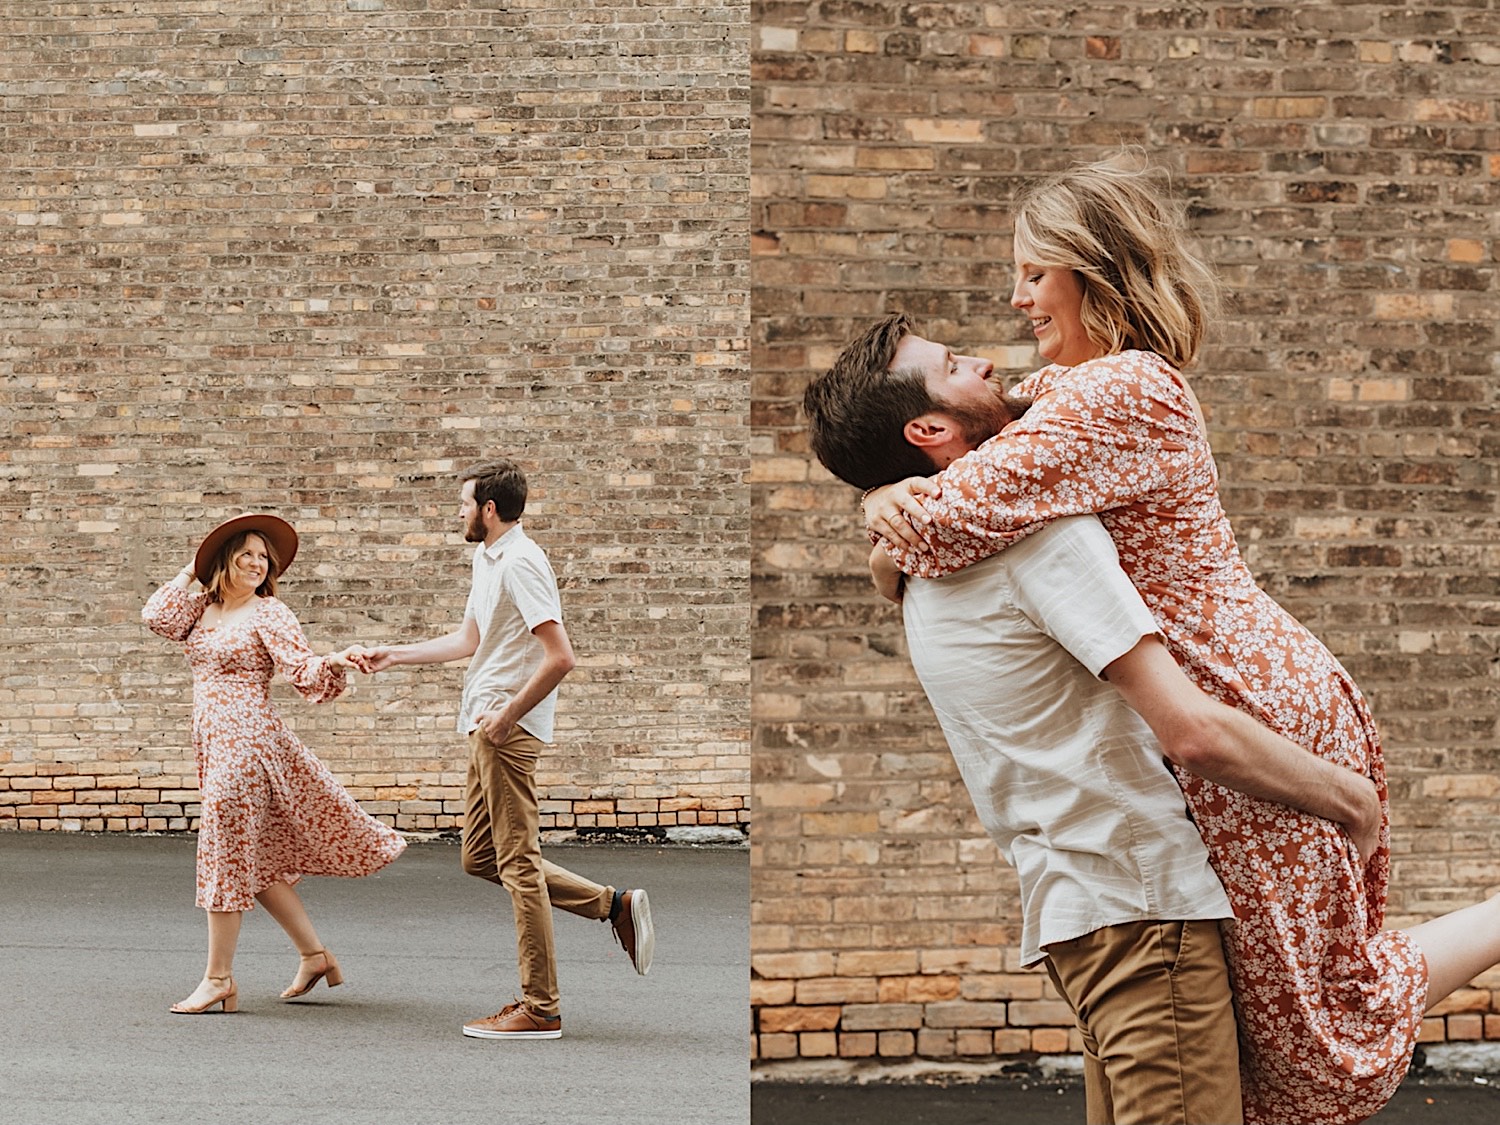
[463,512,486,543]
[939,384,1033,449]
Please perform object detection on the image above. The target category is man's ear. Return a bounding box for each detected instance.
[903,412,958,450]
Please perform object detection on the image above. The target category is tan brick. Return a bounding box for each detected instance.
[759,1005,840,1034]
[1447,1014,1484,1041]
[751,979,796,1007]
[757,1033,799,1060]
[755,952,837,980]
[797,976,879,1005]
[925,1001,1007,1029]
[1030,1028,1072,1053]
[839,1031,877,1058]
[840,1003,923,1032]
[800,1031,839,1057]
[837,951,921,977]
[1009,1000,1078,1028]
[877,975,961,1003]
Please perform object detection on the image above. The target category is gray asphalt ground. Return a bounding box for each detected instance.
[0,831,748,1125]
[753,1069,1500,1124]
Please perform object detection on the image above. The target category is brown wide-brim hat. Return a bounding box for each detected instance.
[193,513,299,583]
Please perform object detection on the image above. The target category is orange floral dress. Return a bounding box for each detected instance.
[143,583,405,913]
[884,350,1426,1125]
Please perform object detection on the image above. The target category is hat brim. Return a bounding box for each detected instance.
[193,514,299,584]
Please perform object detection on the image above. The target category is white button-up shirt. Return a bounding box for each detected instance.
[902,515,1231,965]
[458,523,565,742]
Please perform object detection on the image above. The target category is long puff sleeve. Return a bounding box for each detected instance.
[885,350,1205,579]
[142,583,209,642]
[254,598,348,704]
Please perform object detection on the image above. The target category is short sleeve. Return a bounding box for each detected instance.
[253,598,347,704]
[503,554,563,633]
[1006,517,1160,678]
[142,583,208,642]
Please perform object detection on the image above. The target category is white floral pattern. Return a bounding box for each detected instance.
[143,583,405,913]
[885,350,1426,1125]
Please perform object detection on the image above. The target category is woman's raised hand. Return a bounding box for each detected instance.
[862,477,940,551]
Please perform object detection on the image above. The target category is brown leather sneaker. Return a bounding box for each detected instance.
[610,887,655,976]
[462,1000,561,1040]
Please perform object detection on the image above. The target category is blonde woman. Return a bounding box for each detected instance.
[143,513,405,1014]
[850,158,1500,1124]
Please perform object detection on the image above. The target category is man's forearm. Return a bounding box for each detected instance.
[491,656,572,728]
[389,630,475,667]
[869,544,905,603]
[1189,706,1370,827]
[1104,636,1379,852]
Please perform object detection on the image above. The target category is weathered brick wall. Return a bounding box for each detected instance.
[751,3,1500,1064]
[0,2,750,836]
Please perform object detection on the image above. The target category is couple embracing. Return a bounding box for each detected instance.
[143,458,654,1040]
[803,157,1500,1125]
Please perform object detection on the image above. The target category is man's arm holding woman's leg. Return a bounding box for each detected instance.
[1103,634,1381,863]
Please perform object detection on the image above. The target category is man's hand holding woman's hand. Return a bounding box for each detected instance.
[327,645,396,673]
[862,477,940,551]
[328,645,368,671]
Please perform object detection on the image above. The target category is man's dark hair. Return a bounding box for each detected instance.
[801,312,941,490]
[462,458,528,522]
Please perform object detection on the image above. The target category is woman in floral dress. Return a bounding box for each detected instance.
[855,159,1500,1124]
[143,513,406,1014]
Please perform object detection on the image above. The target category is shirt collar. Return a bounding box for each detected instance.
[480,522,524,562]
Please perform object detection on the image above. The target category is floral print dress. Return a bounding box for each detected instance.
[884,349,1426,1125]
[143,583,405,913]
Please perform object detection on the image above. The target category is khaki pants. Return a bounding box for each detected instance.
[462,727,613,1019]
[1043,919,1242,1125]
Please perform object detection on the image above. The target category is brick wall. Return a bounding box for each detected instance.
[751,3,1500,1065]
[0,2,750,836]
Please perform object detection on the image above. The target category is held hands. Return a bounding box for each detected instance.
[863,477,940,551]
[327,645,368,671]
[352,645,398,674]
[327,645,392,673]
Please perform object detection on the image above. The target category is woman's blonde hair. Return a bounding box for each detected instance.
[204,531,280,604]
[1012,153,1219,369]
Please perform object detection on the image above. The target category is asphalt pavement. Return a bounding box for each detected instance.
[0,831,748,1125]
[753,1069,1500,1124]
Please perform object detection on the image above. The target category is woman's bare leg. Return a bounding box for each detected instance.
[255,880,341,995]
[1403,894,1500,1011]
[255,880,323,954]
[173,909,242,1010]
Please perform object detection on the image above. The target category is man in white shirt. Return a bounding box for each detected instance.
[359,459,654,1041]
[905,518,1240,1123]
[802,316,1381,1123]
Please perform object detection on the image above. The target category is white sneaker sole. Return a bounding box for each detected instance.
[630,888,655,976]
[462,1025,561,1040]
